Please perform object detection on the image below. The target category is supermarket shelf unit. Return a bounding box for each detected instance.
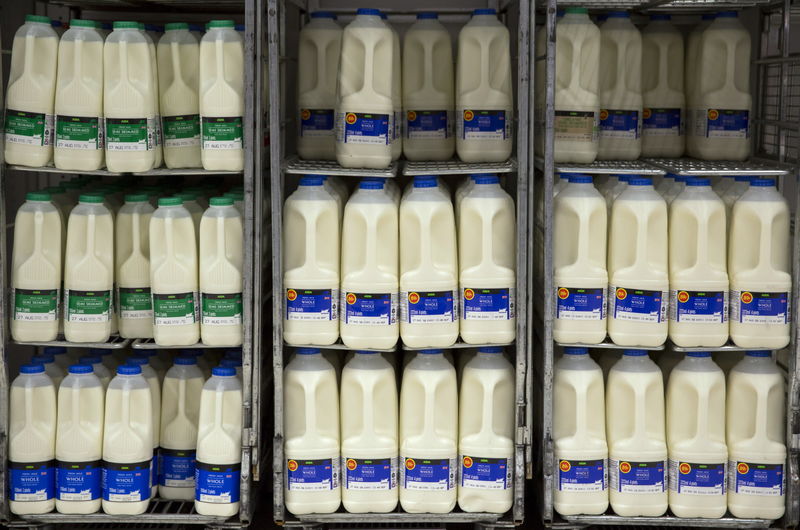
[267,0,531,526]
[533,0,800,528]
[0,0,263,527]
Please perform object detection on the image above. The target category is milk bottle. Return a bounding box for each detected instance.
[668,178,729,348]
[139,24,162,169]
[604,175,630,209]
[655,173,674,197]
[64,195,114,344]
[606,350,667,516]
[224,190,245,215]
[663,174,688,205]
[685,14,715,158]
[200,20,245,171]
[150,197,200,346]
[641,15,685,158]
[554,175,608,344]
[340,351,398,513]
[9,364,57,515]
[657,347,683,385]
[220,358,242,380]
[55,364,104,514]
[726,351,786,519]
[283,177,340,345]
[48,346,73,372]
[728,178,791,349]
[597,13,642,160]
[458,347,514,513]
[102,364,152,514]
[104,22,156,173]
[721,175,750,233]
[158,23,202,169]
[4,15,58,167]
[379,13,402,162]
[340,179,399,350]
[553,347,608,516]
[116,194,154,339]
[195,366,243,516]
[128,356,161,498]
[297,12,342,160]
[159,356,204,500]
[11,192,62,343]
[335,9,393,169]
[400,176,458,348]
[400,350,458,513]
[32,354,66,388]
[54,19,105,171]
[456,9,513,163]
[79,355,111,390]
[607,178,668,347]
[690,12,751,161]
[402,13,455,161]
[200,197,244,346]
[459,176,516,344]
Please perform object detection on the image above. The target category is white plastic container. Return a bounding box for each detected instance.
[685,14,715,158]
[721,175,751,234]
[456,9,513,163]
[383,13,402,162]
[663,174,688,205]
[116,194,154,339]
[31,354,65,388]
[139,24,162,170]
[78,355,111,390]
[657,346,684,386]
[128,356,161,498]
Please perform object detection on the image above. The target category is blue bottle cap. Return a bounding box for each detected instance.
[624,349,648,356]
[296,348,320,355]
[356,350,378,355]
[310,11,336,19]
[417,13,438,19]
[628,177,653,186]
[174,356,198,365]
[687,351,711,358]
[479,347,503,354]
[473,8,497,16]
[686,177,711,187]
[20,363,45,374]
[750,178,776,187]
[212,366,236,377]
[746,350,771,357]
[419,349,443,355]
[564,347,588,355]
[117,364,142,375]
[413,176,438,188]
[69,364,95,374]
[299,176,324,186]
[357,8,381,16]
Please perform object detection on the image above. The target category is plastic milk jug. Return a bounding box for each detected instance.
[657,346,683,385]
[399,350,458,513]
[606,350,668,517]
[11,192,62,343]
[128,356,161,498]
[9,364,57,515]
[76,355,110,390]
[456,9,513,163]
[607,178,669,347]
[728,179,791,349]
[175,192,204,242]
[663,174,687,205]
[553,175,608,344]
[116,194,154,339]
[48,346,73,372]
[139,25,162,169]
[382,13,402,162]
[685,14,715,157]
[32,354,65,388]
[4,15,58,168]
[721,175,751,233]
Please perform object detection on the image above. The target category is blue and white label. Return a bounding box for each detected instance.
[610,459,666,494]
[558,458,607,493]
[729,461,784,496]
[705,109,749,139]
[336,112,390,145]
[610,286,668,323]
[556,287,606,321]
[159,449,196,489]
[730,290,790,325]
[401,289,457,324]
[10,460,55,502]
[102,460,151,502]
[458,110,511,140]
[599,109,640,140]
[669,460,725,496]
[287,458,339,492]
[643,107,683,137]
[462,287,515,321]
[300,108,334,137]
[342,292,398,326]
[343,457,397,491]
[669,290,727,324]
[405,110,452,140]
[460,456,512,490]
[401,457,456,491]
[286,288,338,321]
[196,461,241,503]
[56,460,102,501]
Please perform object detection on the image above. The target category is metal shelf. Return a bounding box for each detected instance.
[284,340,397,353]
[47,0,245,11]
[6,164,241,177]
[284,156,399,178]
[556,339,666,352]
[402,340,515,351]
[671,341,752,353]
[560,514,772,528]
[132,338,235,349]
[291,512,505,524]
[551,0,777,9]
[535,158,665,176]
[403,158,517,176]
[642,158,791,177]
[12,335,130,349]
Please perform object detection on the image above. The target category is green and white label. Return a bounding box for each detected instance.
[55,115,104,150]
[13,288,59,322]
[201,116,243,150]
[153,291,199,326]
[153,115,162,147]
[118,287,153,320]
[5,109,54,146]
[106,118,150,151]
[65,289,111,323]
[163,114,201,148]
[201,292,243,326]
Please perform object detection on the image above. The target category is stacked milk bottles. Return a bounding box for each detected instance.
[284,348,341,514]
[684,14,715,156]
[608,177,668,346]
[606,350,667,516]
[116,194,155,339]
[728,178,791,349]
[128,356,161,499]
[385,13,403,162]
[456,9,513,163]
[553,174,608,344]
[297,12,342,160]
[140,23,163,170]
[597,12,642,160]
[727,351,786,519]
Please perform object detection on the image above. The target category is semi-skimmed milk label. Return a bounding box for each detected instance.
[599,109,641,140]
[5,109,54,147]
[201,292,243,326]
[57,460,102,501]
[610,459,666,494]
[65,289,111,323]
[642,108,683,137]
[343,457,397,491]
[159,449,196,488]
[299,108,334,137]
[556,287,606,321]
[287,458,339,491]
[102,460,151,502]
[401,457,456,491]
[729,461,784,496]
[668,460,725,496]
[55,115,105,150]
[341,292,398,326]
[106,118,150,151]
[201,116,243,150]
[554,110,599,143]
[695,109,750,139]
[669,290,727,323]
[462,287,515,321]
[401,289,457,324]
[162,114,200,148]
[460,455,512,490]
[10,460,55,502]
[610,286,668,323]
[195,461,241,503]
[557,458,607,492]
[730,290,790,325]
[12,287,59,322]
[336,112,390,145]
[118,287,153,320]
[404,110,453,140]
[152,292,199,326]
[458,109,511,140]
[286,288,338,321]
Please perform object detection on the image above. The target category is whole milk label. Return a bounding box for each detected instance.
[201,292,243,326]
[730,290,790,325]
[287,458,339,491]
[286,288,338,321]
[669,290,727,323]
[5,109,54,146]
[159,448,196,488]
[401,289,457,324]
[610,459,666,494]
[152,292,199,326]
[599,109,640,140]
[10,460,55,502]
[729,461,784,496]
[401,457,456,491]
[696,109,750,139]
[342,292,398,326]
[405,110,453,140]
[557,458,607,492]
[201,116,243,150]
[336,112,390,145]
[668,460,725,496]
[343,457,397,491]
[460,456,512,490]
[195,461,241,504]
[462,287,515,321]
[65,289,111,323]
[55,115,104,150]
[556,287,606,321]
[299,108,335,137]
[102,460,151,502]
[162,114,200,148]
[554,110,598,143]
[642,108,683,137]
[610,286,668,323]
[13,287,59,322]
[106,118,150,151]
[458,109,511,140]
[118,287,153,320]
[57,460,102,501]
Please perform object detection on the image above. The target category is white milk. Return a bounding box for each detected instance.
[9,364,57,515]
[607,178,668,347]
[175,192,203,240]
[721,175,750,236]
[335,9,393,169]
[400,350,458,513]
[158,23,202,169]
[4,15,58,168]
[55,364,104,514]
[604,175,629,209]
[159,356,204,500]
[606,350,668,517]
[402,13,455,161]
[149,198,200,346]
[383,13,402,162]
[11,193,62,343]
[641,15,685,158]
[728,179,791,349]
[200,20,245,171]
[684,14,715,158]
[54,20,105,171]
[64,195,114,343]
[196,367,243,516]
[400,176,458,348]
[129,356,161,498]
[340,351,398,513]
[340,179,399,350]
[726,351,786,519]
[459,176,516,344]
[104,22,156,173]
[297,12,342,160]
[78,355,111,390]
[116,194,154,339]
[553,347,608,516]
[668,178,729,347]
[553,175,608,344]
[597,13,642,160]
[32,354,65,388]
[140,24,162,169]
[663,174,688,205]
[458,347,514,513]
[657,347,683,386]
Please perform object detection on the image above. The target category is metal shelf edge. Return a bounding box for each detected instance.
[11,336,130,349]
[292,512,505,523]
[556,340,666,351]
[132,338,238,350]
[560,514,773,528]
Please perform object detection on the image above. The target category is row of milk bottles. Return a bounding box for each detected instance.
[282,174,516,349]
[298,9,513,167]
[9,356,242,516]
[554,348,785,519]
[4,15,244,172]
[284,347,514,514]
[535,9,751,163]
[553,173,790,349]
[10,189,244,347]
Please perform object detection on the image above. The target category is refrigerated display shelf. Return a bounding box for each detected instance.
[284,340,397,353]
[551,0,776,8]
[402,340,515,351]
[560,514,772,528]
[555,339,666,351]
[403,158,517,176]
[534,158,665,176]
[670,341,753,352]
[7,165,241,177]
[291,512,504,524]
[132,338,235,349]
[284,156,399,178]
[11,335,130,349]
[642,158,791,176]
[47,0,245,11]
